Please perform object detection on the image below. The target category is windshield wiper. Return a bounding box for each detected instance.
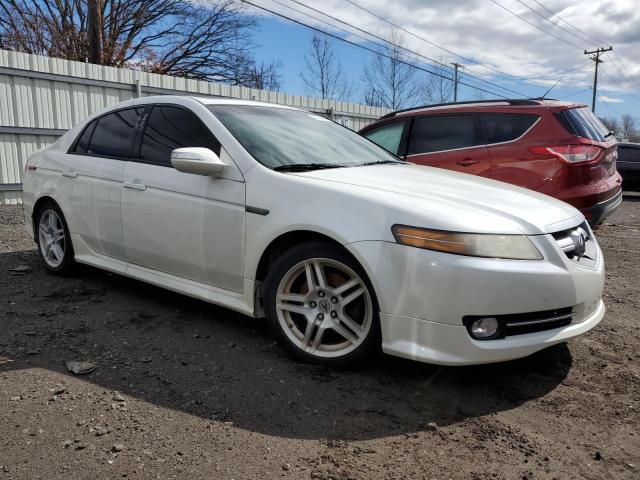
[273,163,345,172]
[354,159,405,167]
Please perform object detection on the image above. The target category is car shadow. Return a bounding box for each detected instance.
[0,249,572,441]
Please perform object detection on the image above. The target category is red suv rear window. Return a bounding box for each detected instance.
[555,107,611,142]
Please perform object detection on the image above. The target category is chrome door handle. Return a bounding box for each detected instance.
[457,158,480,166]
[123,181,147,191]
[62,170,78,178]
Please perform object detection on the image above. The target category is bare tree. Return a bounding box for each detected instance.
[600,116,621,137]
[243,60,282,91]
[300,34,352,101]
[423,58,454,104]
[361,30,426,109]
[0,0,281,87]
[620,114,638,141]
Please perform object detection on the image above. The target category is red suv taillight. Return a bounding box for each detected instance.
[528,145,602,164]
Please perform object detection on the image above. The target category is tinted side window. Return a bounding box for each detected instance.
[408,114,482,155]
[364,121,407,155]
[139,106,221,166]
[88,108,143,158]
[479,114,538,144]
[618,146,640,163]
[72,121,97,153]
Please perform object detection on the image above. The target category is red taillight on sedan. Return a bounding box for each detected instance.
[528,145,602,164]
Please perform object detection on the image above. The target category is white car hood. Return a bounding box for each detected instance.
[294,164,583,235]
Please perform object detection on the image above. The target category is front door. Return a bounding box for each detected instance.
[121,105,245,292]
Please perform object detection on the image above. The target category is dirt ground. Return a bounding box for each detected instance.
[1,199,638,480]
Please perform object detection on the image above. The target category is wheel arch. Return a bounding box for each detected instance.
[252,229,382,314]
[254,230,347,284]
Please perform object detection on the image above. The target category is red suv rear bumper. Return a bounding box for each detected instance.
[558,171,623,225]
[579,188,623,225]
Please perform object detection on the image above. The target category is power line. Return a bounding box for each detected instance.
[343,0,585,87]
[238,0,513,99]
[610,53,640,93]
[597,93,623,117]
[530,0,604,46]
[526,0,640,93]
[488,0,584,50]
[282,0,527,97]
[515,0,597,47]
[600,67,640,101]
[555,87,592,100]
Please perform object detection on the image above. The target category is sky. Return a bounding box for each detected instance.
[245,0,640,119]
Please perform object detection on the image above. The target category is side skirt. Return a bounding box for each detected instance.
[71,233,257,317]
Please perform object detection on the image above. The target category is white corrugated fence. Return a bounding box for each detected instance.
[0,49,389,204]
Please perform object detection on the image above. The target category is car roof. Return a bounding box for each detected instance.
[116,95,300,111]
[380,99,586,119]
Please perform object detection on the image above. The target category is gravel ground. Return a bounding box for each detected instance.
[0,199,639,480]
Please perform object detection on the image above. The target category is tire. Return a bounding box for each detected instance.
[263,242,381,367]
[35,201,75,274]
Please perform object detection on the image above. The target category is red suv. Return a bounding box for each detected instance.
[360,99,622,225]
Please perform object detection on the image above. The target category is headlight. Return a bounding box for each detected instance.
[392,225,542,260]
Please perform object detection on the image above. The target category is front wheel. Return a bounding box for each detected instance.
[263,243,381,367]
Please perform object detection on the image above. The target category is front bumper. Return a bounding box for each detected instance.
[379,299,604,365]
[347,233,605,365]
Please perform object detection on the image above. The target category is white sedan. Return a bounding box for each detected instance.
[23,96,605,366]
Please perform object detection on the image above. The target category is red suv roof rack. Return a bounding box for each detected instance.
[380,99,544,119]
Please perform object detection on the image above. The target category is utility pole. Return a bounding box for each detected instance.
[87,0,102,65]
[584,46,612,113]
[451,62,464,102]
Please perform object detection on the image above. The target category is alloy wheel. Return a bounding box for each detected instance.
[38,209,66,268]
[275,258,373,358]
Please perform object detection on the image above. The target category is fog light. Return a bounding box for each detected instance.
[470,317,499,339]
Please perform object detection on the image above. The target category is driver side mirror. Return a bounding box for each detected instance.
[171,148,226,176]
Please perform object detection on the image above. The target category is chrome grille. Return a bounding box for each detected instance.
[552,222,597,268]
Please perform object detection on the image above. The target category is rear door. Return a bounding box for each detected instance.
[405,113,491,176]
[64,107,143,260]
[121,104,246,292]
[477,112,542,188]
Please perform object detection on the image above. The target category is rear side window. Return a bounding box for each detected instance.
[479,113,538,144]
[555,107,611,142]
[139,106,221,166]
[363,120,407,155]
[408,114,482,154]
[85,108,143,158]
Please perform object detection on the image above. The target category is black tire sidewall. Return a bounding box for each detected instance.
[263,242,381,367]
[35,202,75,274]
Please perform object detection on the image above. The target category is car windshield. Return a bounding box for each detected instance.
[209,105,401,170]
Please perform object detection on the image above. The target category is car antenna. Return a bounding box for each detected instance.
[539,79,561,100]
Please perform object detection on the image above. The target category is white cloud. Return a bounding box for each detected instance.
[248,0,640,95]
[599,95,624,103]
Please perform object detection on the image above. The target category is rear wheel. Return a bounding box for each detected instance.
[263,242,380,366]
[36,202,75,274]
